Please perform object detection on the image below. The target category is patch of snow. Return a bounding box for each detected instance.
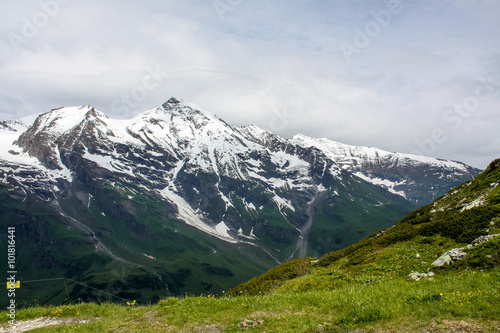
[159,186,237,243]
[268,177,288,188]
[246,159,261,167]
[218,189,234,211]
[318,184,327,192]
[148,151,164,157]
[215,221,232,238]
[83,149,135,177]
[353,172,407,198]
[272,193,295,212]
[241,197,257,216]
[246,201,256,211]
[249,227,257,238]
[238,227,258,240]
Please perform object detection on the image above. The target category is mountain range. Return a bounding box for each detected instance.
[229,158,500,297]
[0,97,480,304]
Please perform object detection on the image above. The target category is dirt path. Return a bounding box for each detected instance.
[0,317,96,333]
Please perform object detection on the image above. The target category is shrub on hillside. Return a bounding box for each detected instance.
[419,207,499,243]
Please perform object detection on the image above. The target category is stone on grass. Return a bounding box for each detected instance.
[431,254,452,267]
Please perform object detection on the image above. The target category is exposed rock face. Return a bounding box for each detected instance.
[431,234,499,267]
[467,234,500,248]
[431,254,453,267]
[2,98,479,259]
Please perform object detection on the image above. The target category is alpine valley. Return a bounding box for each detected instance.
[0,98,480,305]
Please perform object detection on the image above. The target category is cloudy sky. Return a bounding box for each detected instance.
[1,0,499,169]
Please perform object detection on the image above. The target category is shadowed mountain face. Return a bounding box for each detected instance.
[0,98,480,305]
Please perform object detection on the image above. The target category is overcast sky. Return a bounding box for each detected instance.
[1,0,499,169]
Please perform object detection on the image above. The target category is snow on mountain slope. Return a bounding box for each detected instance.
[26,105,97,138]
[289,133,478,203]
[0,113,72,185]
[0,114,40,164]
[0,99,314,244]
[236,124,287,148]
[0,97,481,250]
[289,133,469,171]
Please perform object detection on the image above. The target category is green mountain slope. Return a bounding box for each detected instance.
[228,158,500,296]
[0,160,498,332]
[0,157,415,308]
[0,179,276,308]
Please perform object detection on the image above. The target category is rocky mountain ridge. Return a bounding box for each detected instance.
[0,97,481,303]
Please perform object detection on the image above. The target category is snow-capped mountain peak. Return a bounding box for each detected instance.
[0,98,481,257]
[0,97,486,303]
[156,97,218,119]
[289,133,476,203]
[236,124,287,148]
[290,133,471,172]
[28,105,104,136]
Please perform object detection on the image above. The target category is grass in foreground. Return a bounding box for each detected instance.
[1,269,499,332]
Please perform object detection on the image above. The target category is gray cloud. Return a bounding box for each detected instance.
[0,0,499,169]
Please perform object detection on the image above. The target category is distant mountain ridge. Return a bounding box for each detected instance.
[0,97,480,304]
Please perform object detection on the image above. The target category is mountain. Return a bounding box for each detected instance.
[0,98,480,305]
[288,134,477,205]
[1,160,497,332]
[228,158,500,296]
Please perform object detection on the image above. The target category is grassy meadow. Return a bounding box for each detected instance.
[1,268,499,332]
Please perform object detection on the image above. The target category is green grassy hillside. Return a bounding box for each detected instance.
[1,159,498,332]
